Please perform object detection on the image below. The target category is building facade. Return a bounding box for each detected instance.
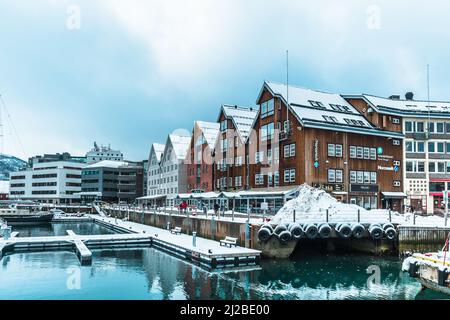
[185,121,219,193]
[244,81,405,212]
[9,161,86,204]
[28,152,86,166]
[146,143,165,198]
[344,93,450,214]
[159,134,191,206]
[86,142,123,164]
[213,105,258,192]
[80,160,143,204]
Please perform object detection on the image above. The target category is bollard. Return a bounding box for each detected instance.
[413,212,416,225]
[167,222,170,230]
[232,208,235,222]
[293,209,296,223]
[357,210,360,223]
[192,232,197,247]
[389,210,392,222]
[326,209,329,223]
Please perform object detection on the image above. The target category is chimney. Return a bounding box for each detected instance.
[389,95,400,100]
[405,92,414,100]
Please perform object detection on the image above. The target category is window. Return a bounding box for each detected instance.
[261,123,275,141]
[357,147,363,159]
[438,142,445,153]
[274,171,280,186]
[221,139,228,151]
[370,172,377,184]
[394,181,401,187]
[268,172,273,186]
[261,99,275,118]
[335,144,343,157]
[284,144,295,158]
[336,170,343,183]
[255,151,264,163]
[220,119,227,131]
[392,117,400,124]
[357,171,364,184]
[437,122,445,133]
[405,121,413,132]
[323,115,338,123]
[328,144,335,157]
[363,147,370,160]
[309,100,325,109]
[284,169,296,183]
[416,122,424,132]
[328,169,335,183]
[428,142,435,153]
[370,148,377,160]
[328,144,342,157]
[350,171,357,183]
[393,139,401,146]
[349,146,357,158]
[407,161,424,172]
[364,172,370,184]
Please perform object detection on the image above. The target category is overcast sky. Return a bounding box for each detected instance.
[1,0,450,161]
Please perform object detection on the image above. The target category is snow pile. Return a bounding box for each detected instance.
[271,184,447,227]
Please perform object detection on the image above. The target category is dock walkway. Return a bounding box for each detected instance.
[0,216,261,270]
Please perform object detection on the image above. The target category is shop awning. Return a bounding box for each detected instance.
[381,192,407,199]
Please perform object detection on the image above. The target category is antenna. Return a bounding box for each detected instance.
[286,50,289,133]
[0,95,3,156]
[427,64,431,138]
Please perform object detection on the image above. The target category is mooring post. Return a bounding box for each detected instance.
[413,212,416,225]
[293,209,296,223]
[389,210,392,222]
[326,209,329,223]
[192,231,197,247]
[167,222,170,230]
[357,209,360,223]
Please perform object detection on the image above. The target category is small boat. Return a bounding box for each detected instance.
[0,208,54,225]
[403,233,450,295]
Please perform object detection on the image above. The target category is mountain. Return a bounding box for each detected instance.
[0,154,27,180]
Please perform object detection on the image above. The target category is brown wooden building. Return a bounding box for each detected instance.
[213,105,258,192]
[185,121,219,192]
[245,81,405,211]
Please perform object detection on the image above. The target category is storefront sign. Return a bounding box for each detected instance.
[350,184,379,193]
[377,155,393,162]
[378,165,394,171]
[313,183,344,192]
[313,139,319,168]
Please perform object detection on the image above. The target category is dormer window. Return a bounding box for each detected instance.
[309,100,325,109]
[261,99,275,118]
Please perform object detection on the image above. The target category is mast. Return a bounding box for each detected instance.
[286,50,289,134]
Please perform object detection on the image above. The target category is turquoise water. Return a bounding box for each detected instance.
[0,223,447,300]
[14,222,116,237]
[0,248,447,300]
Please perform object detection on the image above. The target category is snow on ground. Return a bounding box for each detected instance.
[272,184,448,227]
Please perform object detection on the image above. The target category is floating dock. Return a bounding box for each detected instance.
[0,216,261,270]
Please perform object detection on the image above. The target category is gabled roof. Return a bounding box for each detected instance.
[164,134,191,161]
[258,81,404,138]
[218,104,258,142]
[151,143,165,163]
[195,121,220,149]
[344,94,450,118]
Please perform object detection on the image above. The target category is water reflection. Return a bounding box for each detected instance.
[0,248,448,300]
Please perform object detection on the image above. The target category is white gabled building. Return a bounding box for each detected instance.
[9,161,86,204]
[160,134,191,206]
[146,143,165,197]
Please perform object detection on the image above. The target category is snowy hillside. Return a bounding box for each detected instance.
[272,184,446,227]
[0,154,27,180]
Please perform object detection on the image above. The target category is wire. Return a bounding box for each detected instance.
[0,94,26,159]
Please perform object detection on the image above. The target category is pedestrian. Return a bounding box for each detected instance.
[214,203,219,217]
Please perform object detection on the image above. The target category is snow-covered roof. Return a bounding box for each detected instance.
[85,160,129,169]
[0,181,9,194]
[152,143,165,163]
[353,94,450,118]
[168,134,191,160]
[195,121,220,149]
[221,105,258,142]
[259,81,404,138]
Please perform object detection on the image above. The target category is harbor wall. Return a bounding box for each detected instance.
[398,226,450,254]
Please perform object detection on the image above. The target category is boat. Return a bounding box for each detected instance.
[403,233,450,295]
[0,208,54,225]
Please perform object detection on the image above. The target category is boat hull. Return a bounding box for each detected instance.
[0,213,54,225]
[418,278,450,296]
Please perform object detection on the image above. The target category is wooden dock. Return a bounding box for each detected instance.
[399,225,450,254]
[0,217,261,270]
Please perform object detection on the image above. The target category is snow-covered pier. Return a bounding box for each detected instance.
[0,217,261,270]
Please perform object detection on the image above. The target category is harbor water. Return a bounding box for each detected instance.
[0,223,447,300]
